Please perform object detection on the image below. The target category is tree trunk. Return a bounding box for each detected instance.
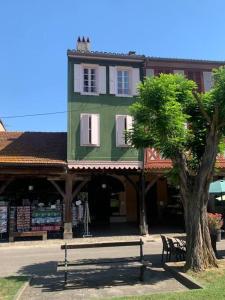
[175,123,220,271]
[183,189,218,271]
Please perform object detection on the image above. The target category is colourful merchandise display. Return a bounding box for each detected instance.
[31,206,62,232]
[72,203,84,226]
[0,206,8,233]
[16,206,31,232]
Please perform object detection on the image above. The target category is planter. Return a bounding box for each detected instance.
[210,234,218,258]
[217,229,222,242]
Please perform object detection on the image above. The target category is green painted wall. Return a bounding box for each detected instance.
[67,57,143,162]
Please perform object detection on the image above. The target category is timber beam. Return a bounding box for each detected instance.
[48,180,65,198]
[124,175,138,193]
[72,180,89,199]
[145,175,163,195]
[0,178,14,195]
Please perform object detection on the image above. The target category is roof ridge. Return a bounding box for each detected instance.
[67,49,225,64]
[146,56,225,64]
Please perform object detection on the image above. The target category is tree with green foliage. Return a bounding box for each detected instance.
[129,67,225,271]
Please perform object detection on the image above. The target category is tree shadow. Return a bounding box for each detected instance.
[16,254,173,294]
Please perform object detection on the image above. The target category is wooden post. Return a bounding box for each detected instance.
[139,171,148,235]
[64,175,73,239]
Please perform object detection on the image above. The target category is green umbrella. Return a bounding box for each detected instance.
[216,195,225,201]
[209,180,225,194]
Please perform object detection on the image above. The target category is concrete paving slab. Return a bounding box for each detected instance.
[21,264,187,300]
[1,234,225,299]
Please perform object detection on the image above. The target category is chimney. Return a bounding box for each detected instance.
[76,36,91,52]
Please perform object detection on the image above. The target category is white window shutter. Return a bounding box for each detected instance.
[174,70,184,75]
[146,69,154,77]
[80,114,89,146]
[126,115,133,145]
[74,64,82,93]
[132,68,140,96]
[99,66,106,94]
[126,115,133,130]
[109,66,116,94]
[203,71,213,92]
[116,115,125,146]
[91,114,100,146]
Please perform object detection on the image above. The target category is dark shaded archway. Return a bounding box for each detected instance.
[87,175,124,225]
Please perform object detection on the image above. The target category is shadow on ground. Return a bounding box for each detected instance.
[17,254,175,293]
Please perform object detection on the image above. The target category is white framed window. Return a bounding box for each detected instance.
[117,70,130,95]
[83,67,97,93]
[80,113,100,146]
[116,115,133,147]
[74,64,106,95]
[109,66,140,96]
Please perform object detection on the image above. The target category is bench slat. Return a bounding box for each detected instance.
[12,231,48,241]
[61,240,143,249]
[58,256,141,267]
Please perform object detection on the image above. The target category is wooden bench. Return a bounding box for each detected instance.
[9,231,47,242]
[58,239,151,285]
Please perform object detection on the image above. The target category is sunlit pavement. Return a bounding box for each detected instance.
[1,236,225,299]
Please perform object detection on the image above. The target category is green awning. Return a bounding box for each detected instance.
[209,180,225,194]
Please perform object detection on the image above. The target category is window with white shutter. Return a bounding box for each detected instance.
[203,71,213,92]
[117,70,130,95]
[110,66,140,97]
[83,67,97,93]
[80,114,100,146]
[99,66,106,94]
[132,68,140,96]
[75,64,106,95]
[116,115,133,147]
[109,66,116,94]
[74,64,82,93]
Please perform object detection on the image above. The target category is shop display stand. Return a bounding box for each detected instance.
[31,206,62,232]
[72,203,83,237]
[16,206,31,232]
[72,199,91,237]
[0,204,8,239]
[9,207,16,242]
[83,200,92,237]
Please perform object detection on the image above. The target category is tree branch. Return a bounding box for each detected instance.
[193,91,211,123]
[195,123,219,196]
[172,152,189,204]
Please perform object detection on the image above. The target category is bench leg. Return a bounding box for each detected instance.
[42,233,47,240]
[140,265,145,282]
[64,269,68,286]
[64,243,68,286]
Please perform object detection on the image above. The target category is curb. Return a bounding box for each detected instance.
[0,236,157,249]
[164,262,203,290]
[14,277,32,300]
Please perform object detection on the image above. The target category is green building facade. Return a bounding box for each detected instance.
[67,38,144,169]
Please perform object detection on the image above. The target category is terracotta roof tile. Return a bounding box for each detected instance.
[0,132,67,167]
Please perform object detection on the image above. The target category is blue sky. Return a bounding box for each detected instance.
[0,0,225,132]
